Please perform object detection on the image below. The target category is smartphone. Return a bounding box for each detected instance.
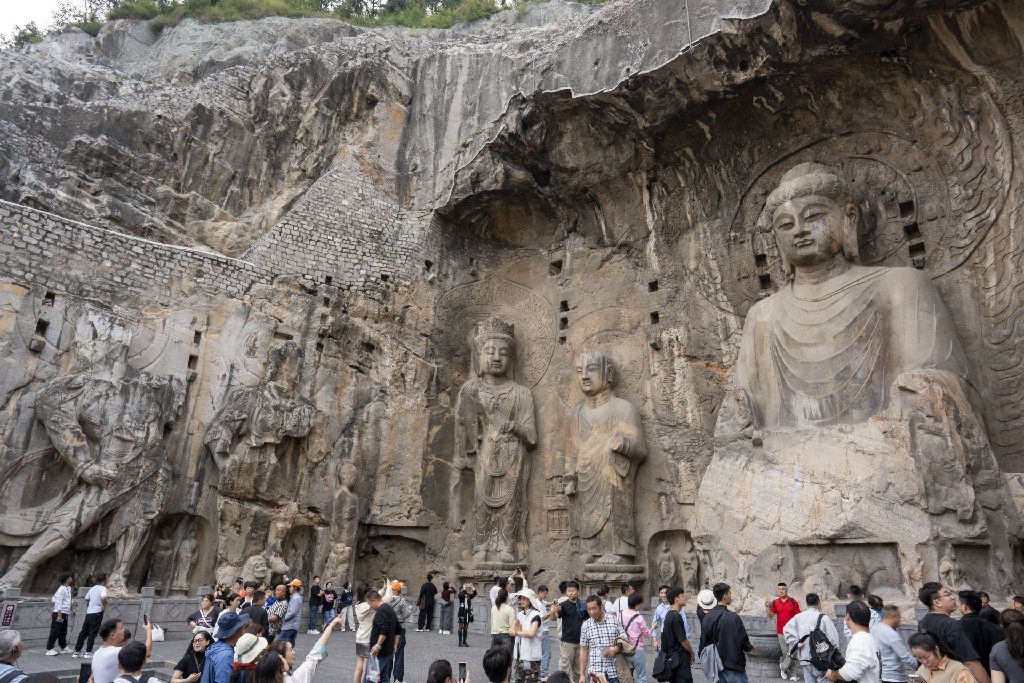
[78,663,92,683]
[458,662,467,683]
[143,613,149,625]
[908,676,927,683]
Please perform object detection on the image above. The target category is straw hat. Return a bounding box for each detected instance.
[234,633,268,664]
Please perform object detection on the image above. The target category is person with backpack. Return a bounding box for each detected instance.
[112,641,158,683]
[699,583,753,683]
[783,593,841,683]
[824,601,880,683]
[619,594,653,683]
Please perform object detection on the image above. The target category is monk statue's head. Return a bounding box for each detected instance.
[576,350,617,397]
[473,316,516,378]
[764,163,861,277]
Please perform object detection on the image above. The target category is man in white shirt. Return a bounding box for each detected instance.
[46,574,75,655]
[490,577,503,607]
[74,574,108,658]
[824,601,880,683]
[93,619,153,683]
[612,584,634,616]
[783,593,840,683]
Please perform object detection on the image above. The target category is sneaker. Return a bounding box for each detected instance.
[72,652,81,659]
[781,671,788,680]
[84,652,92,659]
[62,647,74,655]
[790,677,800,681]
[45,649,60,656]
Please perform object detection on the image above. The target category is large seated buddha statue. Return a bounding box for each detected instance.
[692,163,1020,601]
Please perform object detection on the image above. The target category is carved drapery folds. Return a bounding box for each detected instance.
[692,163,1022,601]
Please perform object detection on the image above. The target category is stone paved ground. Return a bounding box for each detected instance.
[21,630,707,683]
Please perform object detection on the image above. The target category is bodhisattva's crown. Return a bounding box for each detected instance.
[474,316,515,344]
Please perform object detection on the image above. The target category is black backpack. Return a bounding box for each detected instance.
[791,614,845,672]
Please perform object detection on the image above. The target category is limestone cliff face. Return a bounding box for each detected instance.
[1,0,1023,599]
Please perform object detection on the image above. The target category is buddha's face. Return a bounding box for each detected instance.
[577,356,610,397]
[478,338,512,377]
[772,194,848,268]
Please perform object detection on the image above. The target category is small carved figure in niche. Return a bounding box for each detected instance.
[149,532,176,592]
[0,338,184,592]
[656,542,678,587]
[454,316,537,564]
[678,536,700,592]
[694,162,1021,598]
[564,351,646,565]
[172,534,197,592]
[204,341,316,496]
[937,545,971,590]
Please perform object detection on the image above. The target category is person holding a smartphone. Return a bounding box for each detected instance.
[907,632,974,683]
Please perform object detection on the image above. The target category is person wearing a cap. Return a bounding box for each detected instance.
[277,580,303,647]
[232,633,267,683]
[509,589,544,683]
[199,610,250,683]
[696,589,717,622]
[380,579,413,683]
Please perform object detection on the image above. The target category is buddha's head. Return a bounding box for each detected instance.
[576,350,617,397]
[764,163,861,276]
[267,340,304,389]
[473,316,516,378]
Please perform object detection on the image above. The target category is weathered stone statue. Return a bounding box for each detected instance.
[454,316,537,564]
[0,339,184,593]
[564,351,646,565]
[172,535,197,592]
[656,542,678,587]
[693,163,1020,599]
[204,341,316,495]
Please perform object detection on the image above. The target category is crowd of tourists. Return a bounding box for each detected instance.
[2,571,1022,683]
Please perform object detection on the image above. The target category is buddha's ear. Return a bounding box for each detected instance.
[771,230,793,279]
[842,203,861,263]
[604,360,617,388]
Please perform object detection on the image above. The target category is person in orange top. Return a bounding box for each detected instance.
[767,583,802,681]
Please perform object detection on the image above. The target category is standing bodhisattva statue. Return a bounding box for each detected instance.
[455,316,537,564]
[564,350,646,564]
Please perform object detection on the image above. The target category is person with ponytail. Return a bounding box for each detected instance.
[909,632,977,683]
[990,609,1024,683]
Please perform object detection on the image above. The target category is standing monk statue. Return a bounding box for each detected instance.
[455,316,537,564]
[564,351,646,565]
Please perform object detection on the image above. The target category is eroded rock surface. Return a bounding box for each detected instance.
[1,0,1023,603]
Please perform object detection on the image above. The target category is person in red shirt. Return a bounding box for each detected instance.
[767,582,802,681]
